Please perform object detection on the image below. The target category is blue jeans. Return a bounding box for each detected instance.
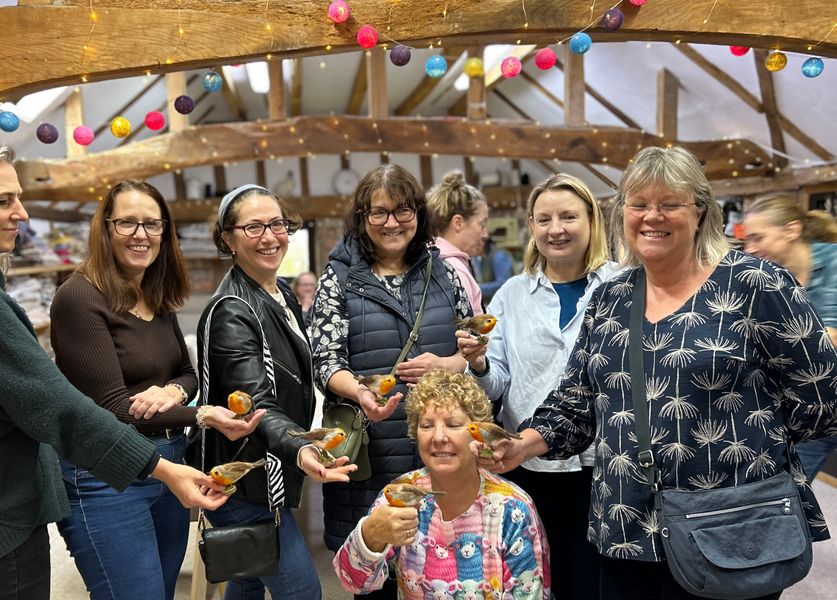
[58,434,190,600]
[796,435,837,483]
[206,495,321,600]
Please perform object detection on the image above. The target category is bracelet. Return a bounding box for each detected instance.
[195,405,212,430]
[167,383,189,403]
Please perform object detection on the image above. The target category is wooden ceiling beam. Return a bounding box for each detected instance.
[396,45,467,116]
[466,45,486,120]
[63,88,86,158]
[563,46,585,127]
[676,44,833,161]
[753,49,788,169]
[290,58,303,117]
[367,47,388,118]
[346,53,367,115]
[219,66,248,121]
[267,60,286,120]
[3,1,835,100]
[15,116,769,201]
[165,72,189,132]
[656,68,679,140]
[712,164,837,197]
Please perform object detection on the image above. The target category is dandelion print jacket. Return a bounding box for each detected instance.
[522,250,837,562]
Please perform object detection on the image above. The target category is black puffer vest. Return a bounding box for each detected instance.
[322,237,459,550]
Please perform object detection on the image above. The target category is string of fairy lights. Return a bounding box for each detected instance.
[0,0,831,158]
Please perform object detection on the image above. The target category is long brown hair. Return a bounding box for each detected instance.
[345,164,435,266]
[79,180,190,314]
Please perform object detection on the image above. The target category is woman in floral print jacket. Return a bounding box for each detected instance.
[476,146,837,600]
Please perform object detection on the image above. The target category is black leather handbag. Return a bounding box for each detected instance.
[196,295,285,584]
[629,269,813,599]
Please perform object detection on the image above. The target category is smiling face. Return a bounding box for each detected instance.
[529,189,591,279]
[0,162,25,253]
[366,188,418,262]
[623,184,703,270]
[108,190,163,282]
[743,211,799,266]
[416,403,476,478]
[221,194,288,289]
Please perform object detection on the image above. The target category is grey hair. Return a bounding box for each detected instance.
[0,145,16,164]
[609,146,729,268]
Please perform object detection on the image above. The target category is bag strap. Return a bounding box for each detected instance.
[628,269,662,495]
[198,295,284,523]
[388,256,433,377]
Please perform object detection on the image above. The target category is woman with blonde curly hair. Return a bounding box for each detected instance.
[334,370,550,599]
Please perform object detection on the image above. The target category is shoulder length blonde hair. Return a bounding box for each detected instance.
[523,173,610,276]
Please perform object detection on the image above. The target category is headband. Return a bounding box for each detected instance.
[218,184,273,228]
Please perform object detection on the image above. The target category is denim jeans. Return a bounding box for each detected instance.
[207,495,321,600]
[0,525,50,600]
[58,434,190,600]
[796,435,837,483]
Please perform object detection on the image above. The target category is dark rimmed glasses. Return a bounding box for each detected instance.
[365,206,416,226]
[226,219,296,238]
[106,218,167,236]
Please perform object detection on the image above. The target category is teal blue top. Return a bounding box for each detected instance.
[806,242,837,327]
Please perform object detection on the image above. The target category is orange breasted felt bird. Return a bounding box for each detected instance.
[467,421,522,458]
[383,483,447,507]
[227,390,254,419]
[208,459,266,495]
[288,427,346,465]
[454,314,498,344]
[356,374,397,406]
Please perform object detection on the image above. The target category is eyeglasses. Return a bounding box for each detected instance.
[226,219,295,238]
[365,206,416,226]
[624,202,696,216]
[106,218,167,236]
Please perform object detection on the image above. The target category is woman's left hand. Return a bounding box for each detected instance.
[202,407,266,441]
[128,385,184,419]
[396,352,460,383]
[298,446,358,483]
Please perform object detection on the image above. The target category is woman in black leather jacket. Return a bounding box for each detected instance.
[189,184,355,600]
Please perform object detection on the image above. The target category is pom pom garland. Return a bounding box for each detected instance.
[110,117,131,138]
[174,95,196,114]
[602,8,624,31]
[72,125,95,146]
[425,55,448,78]
[801,57,824,78]
[729,46,750,56]
[463,57,484,78]
[145,111,166,131]
[764,51,787,72]
[390,45,412,66]
[0,111,20,133]
[328,1,350,24]
[201,71,223,93]
[36,123,59,144]
[569,32,592,54]
[501,56,522,78]
[357,25,379,49]
[534,48,557,70]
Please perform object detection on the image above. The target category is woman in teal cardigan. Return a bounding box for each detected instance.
[0,146,228,600]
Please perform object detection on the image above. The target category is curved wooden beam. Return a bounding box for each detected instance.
[2,0,834,100]
[15,116,769,201]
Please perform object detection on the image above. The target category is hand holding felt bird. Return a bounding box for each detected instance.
[468,421,522,458]
[356,374,397,406]
[208,459,266,495]
[383,483,446,507]
[454,314,498,344]
[288,427,346,466]
[227,390,254,419]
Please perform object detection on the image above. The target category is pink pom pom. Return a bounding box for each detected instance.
[629,0,647,5]
[534,48,557,70]
[328,1,350,24]
[501,56,522,78]
[72,125,94,146]
[145,111,166,131]
[729,46,750,56]
[357,25,379,49]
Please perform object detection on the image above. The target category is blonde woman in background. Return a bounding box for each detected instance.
[744,197,837,482]
[457,173,621,600]
[427,171,489,314]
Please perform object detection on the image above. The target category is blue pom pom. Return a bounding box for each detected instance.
[425,55,448,78]
[202,71,223,92]
[569,32,592,55]
[0,111,20,133]
[801,57,824,78]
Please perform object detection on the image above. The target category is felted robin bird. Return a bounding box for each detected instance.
[208,459,267,495]
[454,314,498,344]
[356,374,397,406]
[288,427,346,465]
[468,421,522,458]
[227,390,254,419]
[383,483,446,507]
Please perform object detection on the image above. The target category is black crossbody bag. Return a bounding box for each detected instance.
[629,269,812,599]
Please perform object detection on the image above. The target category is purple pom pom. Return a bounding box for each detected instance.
[36,123,59,144]
[174,95,195,115]
[390,45,412,66]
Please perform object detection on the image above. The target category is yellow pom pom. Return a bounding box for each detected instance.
[110,116,131,138]
[764,51,787,72]
[463,57,484,78]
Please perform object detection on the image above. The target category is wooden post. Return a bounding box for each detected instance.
[563,46,585,126]
[268,59,285,121]
[753,49,789,169]
[420,155,433,188]
[367,47,388,118]
[64,88,85,158]
[256,161,267,188]
[299,157,310,197]
[656,68,679,141]
[213,165,227,196]
[466,45,486,120]
[166,72,189,132]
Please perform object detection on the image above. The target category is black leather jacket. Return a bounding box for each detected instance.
[186,265,315,508]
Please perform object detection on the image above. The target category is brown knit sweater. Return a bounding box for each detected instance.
[50,273,198,435]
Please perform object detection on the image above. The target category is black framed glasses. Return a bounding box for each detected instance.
[365,206,416,226]
[106,218,167,236]
[226,219,295,238]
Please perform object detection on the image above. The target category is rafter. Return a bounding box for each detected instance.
[290,58,303,117]
[563,46,584,126]
[395,45,467,116]
[656,68,679,140]
[267,60,285,120]
[752,49,788,169]
[63,88,86,158]
[346,53,367,115]
[450,46,536,116]
[219,65,248,121]
[6,1,833,100]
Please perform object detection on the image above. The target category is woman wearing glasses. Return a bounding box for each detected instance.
[472,147,836,599]
[193,184,356,600]
[49,180,263,600]
[311,164,471,599]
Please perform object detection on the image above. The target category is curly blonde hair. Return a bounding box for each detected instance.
[405,370,491,439]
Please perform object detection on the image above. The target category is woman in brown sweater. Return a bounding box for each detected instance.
[49,180,263,600]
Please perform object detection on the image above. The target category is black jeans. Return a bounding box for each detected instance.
[599,555,782,600]
[504,465,599,600]
[0,525,50,600]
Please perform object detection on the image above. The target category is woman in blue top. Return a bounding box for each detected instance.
[744,196,837,482]
[457,173,621,600]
